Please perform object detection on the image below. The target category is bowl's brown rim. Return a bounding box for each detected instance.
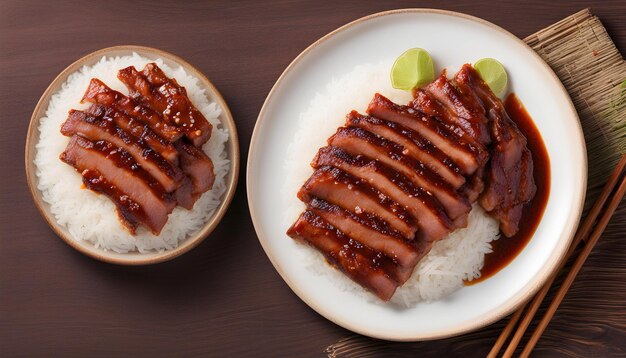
[25,45,240,266]
[246,8,587,341]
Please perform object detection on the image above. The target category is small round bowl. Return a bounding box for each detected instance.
[25,45,240,265]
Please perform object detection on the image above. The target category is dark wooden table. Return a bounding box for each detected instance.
[1,1,624,356]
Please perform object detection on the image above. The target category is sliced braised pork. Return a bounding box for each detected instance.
[81,78,183,142]
[328,123,471,224]
[298,166,418,239]
[173,140,215,209]
[61,110,185,192]
[85,104,179,164]
[421,73,491,145]
[288,211,403,301]
[60,135,175,235]
[286,63,538,301]
[455,64,536,236]
[368,93,486,177]
[312,146,453,242]
[118,64,212,146]
[303,197,421,268]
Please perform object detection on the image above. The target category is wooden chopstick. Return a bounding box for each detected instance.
[488,153,626,358]
[519,173,626,356]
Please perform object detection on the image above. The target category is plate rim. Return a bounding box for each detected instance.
[247,8,587,341]
[25,45,240,265]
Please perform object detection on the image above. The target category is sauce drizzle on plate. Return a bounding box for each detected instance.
[469,93,551,284]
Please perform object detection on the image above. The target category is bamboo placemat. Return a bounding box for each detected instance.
[525,8,626,213]
[326,8,626,357]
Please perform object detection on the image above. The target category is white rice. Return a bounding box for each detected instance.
[35,53,230,253]
[283,61,500,306]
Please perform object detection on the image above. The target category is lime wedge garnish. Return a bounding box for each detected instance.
[390,48,435,91]
[474,58,508,97]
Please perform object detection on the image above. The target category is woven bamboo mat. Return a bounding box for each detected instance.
[525,8,626,213]
[326,8,626,357]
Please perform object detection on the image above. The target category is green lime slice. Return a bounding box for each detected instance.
[474,58,508,97]
[390,48,435,91]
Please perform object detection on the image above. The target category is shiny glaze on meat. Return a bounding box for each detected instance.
[312,146,453,242]
[328,124,470,223]
[288,211,402,300]
[304,197,421,268]
[60,135,175,235]
[423,73,491,145]
[81,78,183,142]
[60,63,219,235]
[471,94,550,283]
[118,63,212,146]
[346,110,467,188]
[85,104,179,165]
[369,93,480,179]
[299,166,418,239]
[61,109,185,192]
[173,140,215,209]
[455,64,537,237]
[81,169,147,234]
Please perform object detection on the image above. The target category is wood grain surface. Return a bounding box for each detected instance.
[1,1,624,357]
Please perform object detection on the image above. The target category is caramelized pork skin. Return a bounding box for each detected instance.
[81,169,144,234]
[368,93,486,177]
[60,135,175,235]
[411,89,489,164]
[170,140,215,209]
[328,123,471,222]
[61,110,185,192]
[345,111,467,188]
[304,197,421,268]
[287,211,400,301]
[118,64,212,146]
[175,140,215,192]
[422,73,491,145]
[299,166,418,239]
[312,146,453,242]
[455,64,536,236]
[81,78,183,142]
[173,177,196,210]
[85,104,179,164]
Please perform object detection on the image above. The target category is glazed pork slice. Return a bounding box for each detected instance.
[460,166,486,203]
[81,78,183,142]
[80,169,146,234]
[327,125,471,223]
[481,147,535,236]
[412,89,490,157]
[60,135,176,235]
[172,177,196,210]
[313,146,453,242]
[345,111,467,188]
[85,104,179,164]
[298,166,418,239]
[304,197,421,268]
[421,73,491,145]
[173,140,215,209]
[367,93,486,177]
[61,110,185,192]
[118,64,212,146]
[287,211,403,301]
[454,64,537,236]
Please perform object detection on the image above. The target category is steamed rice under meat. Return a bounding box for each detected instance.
[35,53,230,253]
[283,61,500,306]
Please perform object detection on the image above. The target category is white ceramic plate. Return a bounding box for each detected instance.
[247,9,586,340]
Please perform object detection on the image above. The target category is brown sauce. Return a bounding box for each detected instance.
[469,93,551,284]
